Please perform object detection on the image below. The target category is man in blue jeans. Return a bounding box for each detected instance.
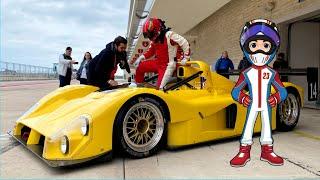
[214,51,234,78]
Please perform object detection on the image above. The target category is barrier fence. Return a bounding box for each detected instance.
[0,61,57,81]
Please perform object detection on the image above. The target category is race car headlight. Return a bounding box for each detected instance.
[80,115,90,136]
[60,136,69,154]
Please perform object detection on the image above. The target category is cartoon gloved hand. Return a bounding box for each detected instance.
[268,95,278,107]
[241,95,251,107]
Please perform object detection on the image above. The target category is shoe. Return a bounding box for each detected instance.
[260,144,284,166]
[230,144,251,167]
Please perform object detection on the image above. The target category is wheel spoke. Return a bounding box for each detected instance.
[138,134,143,144]
[127,128,136,134]
[131,132,139,142]
[141,134,144,144]
[149,118,156,125]
[143,134,147,144]
[149,128,156,133]
[145,110,151,120]
[141,108,146,118]
[129,116,137,122]
[145,132,152,141]
[132,111,139,119]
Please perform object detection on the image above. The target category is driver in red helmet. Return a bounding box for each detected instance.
[129,17,191,89]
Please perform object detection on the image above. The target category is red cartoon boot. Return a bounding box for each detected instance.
[230,144,251,167]
[260,144,284,166]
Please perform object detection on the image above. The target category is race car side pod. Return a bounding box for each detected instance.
[220,67,318,101]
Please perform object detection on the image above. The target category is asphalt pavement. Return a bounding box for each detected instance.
[1,80,319,179]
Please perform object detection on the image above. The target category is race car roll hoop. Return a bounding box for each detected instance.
[143,61,212,92]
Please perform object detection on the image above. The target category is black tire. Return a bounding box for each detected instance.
[276,90,301,131]
[114,96,167,158]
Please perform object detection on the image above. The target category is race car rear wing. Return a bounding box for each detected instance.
[220,67,318,101]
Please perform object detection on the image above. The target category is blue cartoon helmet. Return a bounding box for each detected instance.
[240,19,280,66]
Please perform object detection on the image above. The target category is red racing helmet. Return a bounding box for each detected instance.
[142,17,162,41]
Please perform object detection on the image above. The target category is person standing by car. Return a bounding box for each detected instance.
[273,52,289,81]
[238,56,251,71]
[58,47,77,87]
[77,52,92,85]
[87,36,128,90]
[214,51,234,78]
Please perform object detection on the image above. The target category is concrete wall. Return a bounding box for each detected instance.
[184,0,320,68]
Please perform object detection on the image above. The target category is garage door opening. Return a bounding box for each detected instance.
[287,14,320,107]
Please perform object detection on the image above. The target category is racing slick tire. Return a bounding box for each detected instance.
[114,96,167,158]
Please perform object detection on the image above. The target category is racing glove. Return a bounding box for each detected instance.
[268,94,278,107]
[134,55,145,68]
[180,58,189,65]
[241,95,251,107]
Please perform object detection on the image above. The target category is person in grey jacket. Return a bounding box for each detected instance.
[76,52,92,84]
[58,47,77,87]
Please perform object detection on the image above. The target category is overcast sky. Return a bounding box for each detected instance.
[1,0,130,72]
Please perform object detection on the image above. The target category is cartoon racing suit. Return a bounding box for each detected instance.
[231,65,287,145]
[135,31,190,88]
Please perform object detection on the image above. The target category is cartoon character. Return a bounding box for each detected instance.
[230,19,288,167]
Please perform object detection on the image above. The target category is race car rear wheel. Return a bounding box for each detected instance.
[115,96,167,158]
[276,90,300,131]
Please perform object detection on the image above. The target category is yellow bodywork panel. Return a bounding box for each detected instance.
[13,61,304,162]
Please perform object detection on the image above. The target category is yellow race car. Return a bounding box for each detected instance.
[9,61,303,167]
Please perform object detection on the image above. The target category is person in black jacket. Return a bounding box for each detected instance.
[238,56,251,71]
[87,36,128,90]
[273,53,289,81]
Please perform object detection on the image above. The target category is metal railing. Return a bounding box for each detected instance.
[0,61,57,81]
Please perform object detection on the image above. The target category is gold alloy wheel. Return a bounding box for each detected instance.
[122,101,164,153]
[279,93,299,126]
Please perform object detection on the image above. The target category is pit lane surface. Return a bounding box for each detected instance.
[1,80,319,179]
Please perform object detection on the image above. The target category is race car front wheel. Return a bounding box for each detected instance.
[276,90,300,131]
[114,96,167,158]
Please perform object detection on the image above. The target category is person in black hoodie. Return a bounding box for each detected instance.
[87,36,128,90]
[237,56,251,71]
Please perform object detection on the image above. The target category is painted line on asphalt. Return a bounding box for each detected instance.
[293,130,320,141]
[122,158,126,180]
[284,157,320,176]
[0,141,20,154]
[0,134,20,155]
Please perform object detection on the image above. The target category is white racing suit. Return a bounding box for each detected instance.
[231,65,287,145]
